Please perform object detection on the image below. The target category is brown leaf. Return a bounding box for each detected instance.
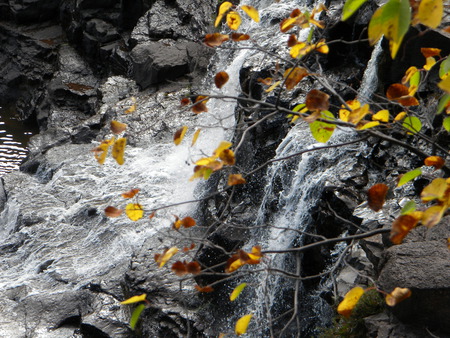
[424,156,445,170]
[390,214,420,244]
[121,188,140,199]
[219,148,235,165]
[284,67,309,90]
[367,183,389,212]
[180,97,190,106]
[386,84,419,106]
[215,71,230,89]
[228,173,247,186]
[287,34,298,47]
[186,261,201,275]
[171,261,188,276]
[192,96,208,114]
[104,206,123,217]
[385,287,411,306]
[204,33,229,47]
[305,89,330,112]
[110,120,127,134]
[231,33,250,41]
[173,126,188,146]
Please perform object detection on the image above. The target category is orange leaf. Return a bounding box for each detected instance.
[390,214,420,244]
[171,261,188,276]
[231,33,250,41]
[257,77,273,86]
[228,174,246,186]
[204,33,229,47]
[284,67,309,90]
[367,183,389,212]
[173,126,188,146]
[104,206,123,217]
[186,261,201,275]
[121,188,140,199]
[421,47,441,58]
[181,216,196,228]
[424,156,445,170]
[385,287,411,306]
[195,285,214,293]
[215,71,230,89]
[305,89,329,112]
[110,120,127,134]
[124,98,136,114]
[192,96,209,114]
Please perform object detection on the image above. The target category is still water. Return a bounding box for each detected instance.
[0,105,36,176]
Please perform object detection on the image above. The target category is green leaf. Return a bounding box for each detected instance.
[397,168,422,187]
[342,0,368,21]
[230,283,247,301]
[436,94,450,115]
[400,200,416,215]
[292,103,306,112]
[309,111,336,143]
[443,116,450,133]
[368,0,411,58]
[130,304,146,330]
[439,56,450,79]
[402,116,422,134]
[410,70,421,88]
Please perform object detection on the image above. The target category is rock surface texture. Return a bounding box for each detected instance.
[0,0,449,337]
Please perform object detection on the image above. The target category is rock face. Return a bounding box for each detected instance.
[0,0,449,337]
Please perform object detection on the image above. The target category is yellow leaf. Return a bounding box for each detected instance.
[121,294,147,305]
[416,0,443,28]
[241,5,259,22]
[227,11,242,30]
[422,205,446,228]
[438,75,450,94]
[394,111,407,121]
[215,1,233,27]
[385,287,411,306]
[155,247,179,268]
[235,314,253,336]
[424,56,437,71]
[289,42,307,58]
[357,121,380,130]
[124,97,137,114]
[112,137,126,165]
[339,100,361,122]
[337,287,365,318]
[420,178,448,202]
[191,129,201,146]
[110,120,127,134]
[213,141,233,157]
[125,203,144,221]
[227,258,244,273]
[402,66,418,84]
[372,109,390,122]
[265,80,281,93]
[230,283,247,301]
[173,126,188,146]
[348,104,370,124]
[92,138,114,165]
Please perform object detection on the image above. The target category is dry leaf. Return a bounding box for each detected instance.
[174,126,188,146]
[305,89,329,112]
[228,174,246,186]
[231,33,250,41]
[195,285,214,293]
[110,120,127,134]
[367,183,389,212]
[390,214,420,244]
[155,247,179,268]
[122,188,140,199]
[215,71,230,89]
[192,96,209,114]
[385,287,411,306]
[284,67,309,90]
[424,156,445,170]
[204,33,229,47]
[104,206,123,217]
